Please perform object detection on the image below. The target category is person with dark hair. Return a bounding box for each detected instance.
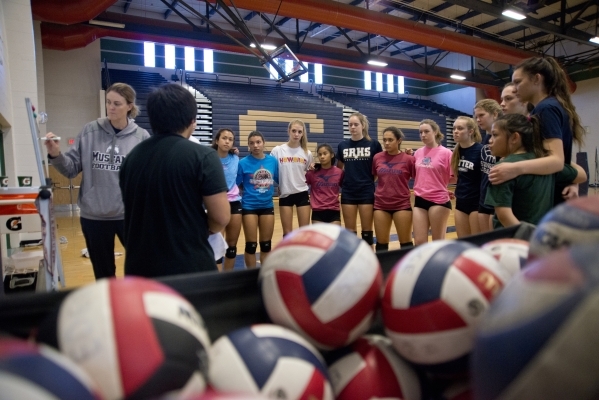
[473,99,503,232]
[44,82,149,280]
[372,127,415,252]
[485,114,585,228]
[336,112,382,246]
[451,117,483,238]
[212,128,242,271]
[306,143,343,225]
[236,131,279,267]
[119,83,230,277]
[490,57,587,204]
[501,82,529,116]
[412,119,454,245]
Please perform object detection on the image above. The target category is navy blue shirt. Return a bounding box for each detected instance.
[337,138,383,201]
[532,96,574,205]
[479,134,496,208]
[455,142,483,202]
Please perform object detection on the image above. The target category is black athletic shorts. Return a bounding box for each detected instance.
[279,191,310,207]
[340,196,375,205]
[414,195,452,211]
[478,204,495,215]
[455,198,479,215]
[311,209,341,223]
[242,207,275,216]
[230,201,242,215]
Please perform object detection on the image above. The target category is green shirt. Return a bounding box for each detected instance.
[485,152,554,229]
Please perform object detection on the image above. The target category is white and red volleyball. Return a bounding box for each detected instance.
[209,324,333,400]
[56,277,211,400]
[481,238,530,278]
[0,337,100,399]
[327,334,421,400]
[528,196,599,260]
[260,224,382,349]
[472,244,599,400]
[381,240,509,368]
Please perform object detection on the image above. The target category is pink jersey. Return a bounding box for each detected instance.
[306,166,343,211]
[413,145,453,204]
[372,151,415,210]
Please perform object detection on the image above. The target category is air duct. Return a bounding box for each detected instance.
[32,0,118,25]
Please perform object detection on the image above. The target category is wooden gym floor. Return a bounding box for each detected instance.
[55,188,599,289]
[55,194,457,289]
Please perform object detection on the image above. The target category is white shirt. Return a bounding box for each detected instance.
[270,143,313,197]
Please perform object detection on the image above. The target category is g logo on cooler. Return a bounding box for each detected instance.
[7,217,22,231]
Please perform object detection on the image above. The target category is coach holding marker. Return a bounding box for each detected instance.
[119,84,230,277]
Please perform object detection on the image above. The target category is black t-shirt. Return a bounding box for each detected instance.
[479,134,496,208]
[337,137,382,200]
[119,135,227,277]
[531,96,574,205]
[455,142,483,202]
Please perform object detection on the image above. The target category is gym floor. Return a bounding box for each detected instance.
[55,188,598,289]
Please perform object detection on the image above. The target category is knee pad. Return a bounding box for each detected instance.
[400,241,414,249]
[259,240,272,253]
[361,231,374,245]
[245,242,257,254]
[225,246,237,259]
[375,243,389,252]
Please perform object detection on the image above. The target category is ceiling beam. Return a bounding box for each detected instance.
[164,0,178,19]
[266,16,291,35]
[124,0,132,14]
[438,0,596,45]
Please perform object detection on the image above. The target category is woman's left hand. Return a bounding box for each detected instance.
[562,183,579,200]
[489,163,519,185]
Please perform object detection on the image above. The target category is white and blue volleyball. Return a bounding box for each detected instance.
[260,224,382,350]
[209,324,333,400]
[472,244,599,400]
[528,196,599,260]
[0,337,100,399]
[382,240,508,371]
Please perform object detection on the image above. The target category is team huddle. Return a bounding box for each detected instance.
[45,56,586,278]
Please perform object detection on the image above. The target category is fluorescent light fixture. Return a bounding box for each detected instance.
[450,74,467,80]
[502,9,526,20]
[367,59,388,67]
[590,37,599,44]
[89,19,125,29]
[250,43,257,48]
[261,44,277,50]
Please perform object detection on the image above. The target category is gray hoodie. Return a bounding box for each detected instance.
[50,117,150,220]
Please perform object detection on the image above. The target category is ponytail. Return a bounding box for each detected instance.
[516,57,585,145]
[494,114,548,158]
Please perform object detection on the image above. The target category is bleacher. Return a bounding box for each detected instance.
[322,91,454,151]
[185,77,344,156]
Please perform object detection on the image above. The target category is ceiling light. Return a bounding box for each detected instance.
[450,74,466,80]
[250,43,257,48]
[502,9,526,20]
[590,37,599,44]
[260,44,277,50]
[89,19,125,29]
[367,59,388,67]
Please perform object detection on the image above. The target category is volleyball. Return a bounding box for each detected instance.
[327,334,421,400]
[260,223,382,349]
[381,240,509,367]
[209,324,333,400]
[528,196,599,259]
[0,338,100,399]
[481,238,530,278]
[55,277,211,400]
[472,244,599,400]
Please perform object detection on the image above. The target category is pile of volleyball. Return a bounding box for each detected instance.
[1,197,598,400]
